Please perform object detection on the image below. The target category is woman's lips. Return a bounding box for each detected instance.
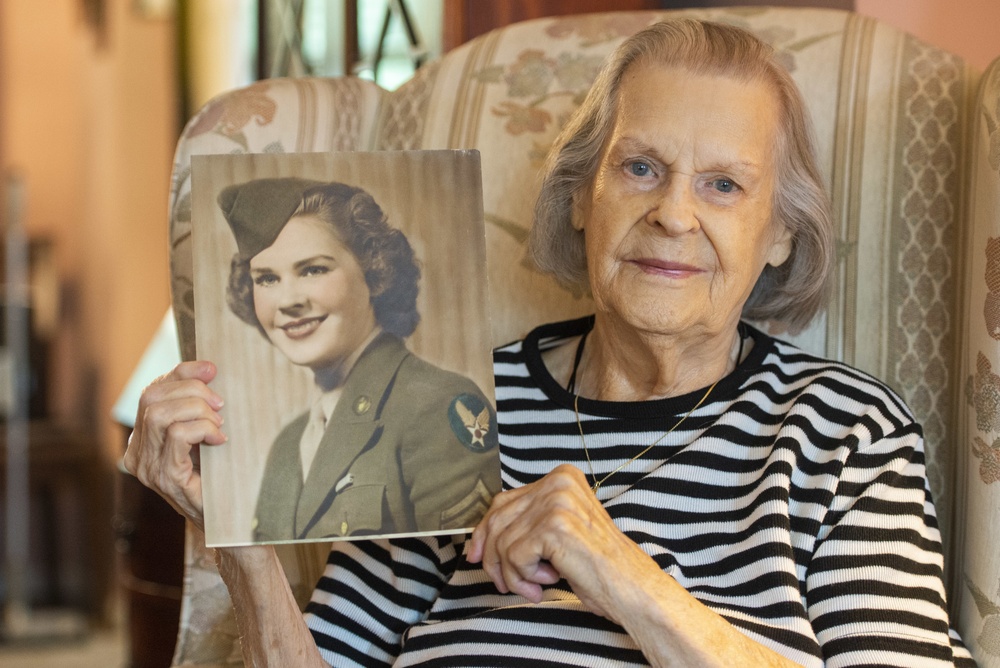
[279,316,326,340]
[630,258,703,277]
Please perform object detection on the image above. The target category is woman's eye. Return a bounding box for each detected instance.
[627,161,652,177]
[711,178,738,193]
[302,265,330,277]
[253,274,277,287]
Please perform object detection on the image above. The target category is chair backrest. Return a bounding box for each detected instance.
[955,58,1000,668]
[165,8,1000,666]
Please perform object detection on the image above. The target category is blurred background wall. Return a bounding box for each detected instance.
[0,0,175,456]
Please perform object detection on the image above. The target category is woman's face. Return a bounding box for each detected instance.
[578,64,792,340]
[249,214,377,371]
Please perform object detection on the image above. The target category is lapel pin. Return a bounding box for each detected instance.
[353,395,372,415]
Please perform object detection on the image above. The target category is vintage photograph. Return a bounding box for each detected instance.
[191,151,499,547]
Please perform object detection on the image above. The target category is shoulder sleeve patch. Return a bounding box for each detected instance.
[448,393,498,452]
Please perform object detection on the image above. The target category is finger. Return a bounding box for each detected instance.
[133,418,223,525]
[124,396,225,476]
[501,550,543,602]
[166,418,226,466]
[467,510,490,563]
[468,487,527,563]
[467,529,486,564]
[139,380,224,420]
[498,550,562,603]
[143,394,226,433]
[164,414,226,461]
[531,561,561,585]
[158,359,219,385]
[132,415,223,497]
[477,509,512,593]
[137,361,223,416]
[486,517,561,598]
[495,529,563,603]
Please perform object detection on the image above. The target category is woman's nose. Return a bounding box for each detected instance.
[645,179,700,234]
[276,280,308,312]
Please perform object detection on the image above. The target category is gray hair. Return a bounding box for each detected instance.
[529,18,833,332]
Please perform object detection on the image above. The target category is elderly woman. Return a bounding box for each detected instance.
[218,178,498,541]
[126,19,974,667]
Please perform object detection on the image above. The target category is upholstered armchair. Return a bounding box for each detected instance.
[163,7,1000,666]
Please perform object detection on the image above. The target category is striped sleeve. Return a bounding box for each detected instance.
[304,535,463,666]
[805,422,971,666]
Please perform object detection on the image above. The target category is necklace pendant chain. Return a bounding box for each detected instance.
[569,324,742,497]
[575,379,719,496]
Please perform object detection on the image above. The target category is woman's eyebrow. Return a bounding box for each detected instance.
[609,136,662,160]
[701,160,762,182]
[292,255,337,269]
[249,255,337,275]
[610,136,763,176]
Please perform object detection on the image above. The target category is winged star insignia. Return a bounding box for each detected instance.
[456,399,490,448]
[448,394,497,452]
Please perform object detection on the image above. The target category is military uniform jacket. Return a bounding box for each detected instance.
[253,333,500,542]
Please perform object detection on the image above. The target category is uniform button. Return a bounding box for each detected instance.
[251,517,259,530]
[340,521,349,535]
[353,395,372,415]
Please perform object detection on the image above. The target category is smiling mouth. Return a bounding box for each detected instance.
[630,258,703,276]
[279,316,326,340]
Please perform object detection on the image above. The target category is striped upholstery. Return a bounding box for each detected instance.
[955,57,1000,667]
[166,8,1000,666]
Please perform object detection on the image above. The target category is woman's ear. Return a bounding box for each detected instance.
[571,186,591,232]
[365,270,388,299]
[766,222,793,267]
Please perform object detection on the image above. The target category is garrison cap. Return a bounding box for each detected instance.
[218,177,324,259]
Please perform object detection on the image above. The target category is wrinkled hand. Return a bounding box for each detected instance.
[123,361,227,529]
[467,464,658,620]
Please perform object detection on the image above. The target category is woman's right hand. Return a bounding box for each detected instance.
[123,361,228,529]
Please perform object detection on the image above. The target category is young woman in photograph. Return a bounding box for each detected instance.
[219,178,499,542]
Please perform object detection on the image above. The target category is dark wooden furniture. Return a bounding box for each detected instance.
[0,422,108,617]
[443,0,662,51]
[116,425,186,668]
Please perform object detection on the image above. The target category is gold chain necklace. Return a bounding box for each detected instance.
[567,322,743,495]
[574,379,718,495]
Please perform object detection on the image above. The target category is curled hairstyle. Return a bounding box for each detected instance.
[226,182,421,338]
[529,19,833,332]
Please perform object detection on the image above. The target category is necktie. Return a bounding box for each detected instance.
[299,397,327,479]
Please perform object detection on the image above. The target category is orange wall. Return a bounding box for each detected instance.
[0,0,175,457]
[856,0,1000,71]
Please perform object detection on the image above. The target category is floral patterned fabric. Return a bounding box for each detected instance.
[956,56,1000,668]
[166,8,999,666]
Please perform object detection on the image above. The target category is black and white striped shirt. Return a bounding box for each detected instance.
[305,317,974,667]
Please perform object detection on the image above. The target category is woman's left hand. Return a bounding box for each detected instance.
[467,464,659,620]
[467,466,802,667]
